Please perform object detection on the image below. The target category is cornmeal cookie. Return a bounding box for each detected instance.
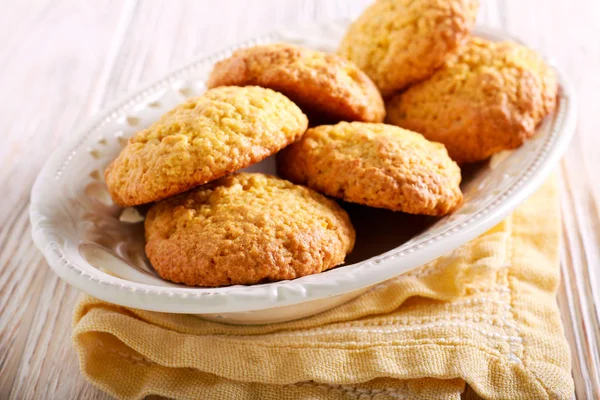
[386,38,558,163]
[338,0,479,96]
[207,43,385,123]
[105,86,308,206]
[144,173,355,287]
[277,122,462,216]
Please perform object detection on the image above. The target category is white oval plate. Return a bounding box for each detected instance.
[30,21,576,323]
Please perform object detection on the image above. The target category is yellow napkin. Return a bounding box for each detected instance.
[73,178,573,400]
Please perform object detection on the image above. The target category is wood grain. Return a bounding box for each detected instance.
[0,2,127,398]
[0,1,597,399]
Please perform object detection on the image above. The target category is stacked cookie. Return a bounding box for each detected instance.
[339,0,557,163]
[105,0,557,287]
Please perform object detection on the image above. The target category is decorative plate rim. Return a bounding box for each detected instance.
[29,21,577,314]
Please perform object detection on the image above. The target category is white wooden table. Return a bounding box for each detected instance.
[1,1,598,399]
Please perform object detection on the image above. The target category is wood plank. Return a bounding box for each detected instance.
[559,143,600,399]
[0,1,129,398]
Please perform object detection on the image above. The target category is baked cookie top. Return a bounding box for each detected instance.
[277,122,462,216]
[207,43,385,123]
[338,0,479,96]
[144,173,355,287]
[105,86,308,206]
[386,38,558,163]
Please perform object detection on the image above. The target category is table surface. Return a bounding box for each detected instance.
[1,1,599,399]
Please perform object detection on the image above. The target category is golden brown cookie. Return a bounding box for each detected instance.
[144,173,355,287]
[338,0,479,96]
[386,38,558,163]
[277,122,462,216]
[105,86,308,206]
[207,43,385,123]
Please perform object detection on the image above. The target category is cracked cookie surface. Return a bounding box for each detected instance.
[105,86,308,206]
[144,173,355,287]
[386,38,558,163]
[277,122,462,216]
[207,43,385,123]
[338,0,479,96]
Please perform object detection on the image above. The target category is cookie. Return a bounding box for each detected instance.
[105,86,308,206]
[277,122,462,216]
[386,38,558,163]
[144,173,355,287]
[207,43,385,123]
[338,0,479,96]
